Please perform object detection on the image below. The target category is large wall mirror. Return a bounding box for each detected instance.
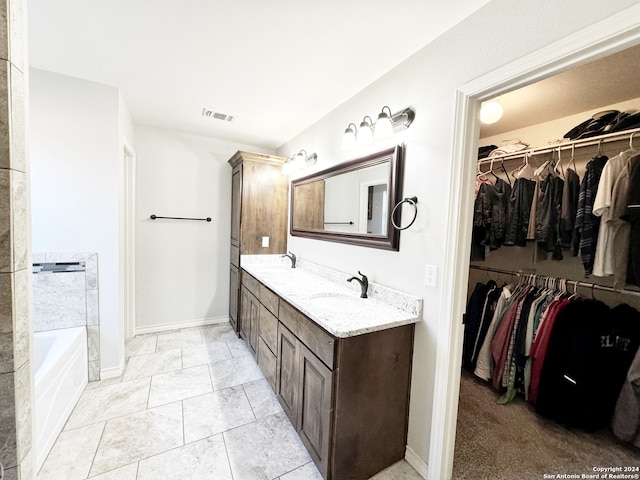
[290,145,404,250]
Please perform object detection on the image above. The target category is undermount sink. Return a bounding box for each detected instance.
[308,293,365,313]
[257,266,294,274]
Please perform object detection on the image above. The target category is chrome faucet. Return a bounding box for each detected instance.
[281,251,296,268]
[347,271,368,298]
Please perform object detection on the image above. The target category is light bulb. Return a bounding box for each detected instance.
[480,101,503,124]
[341,123,357,151]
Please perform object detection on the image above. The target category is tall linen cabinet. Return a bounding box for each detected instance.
[228,151,289,334]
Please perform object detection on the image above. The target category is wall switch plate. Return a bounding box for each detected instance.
[424,264,438,287]
[261,236,269,248]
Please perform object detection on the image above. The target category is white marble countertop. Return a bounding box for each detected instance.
[241,255,422,338]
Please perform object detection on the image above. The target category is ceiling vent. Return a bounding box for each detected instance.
[201,108,234,122]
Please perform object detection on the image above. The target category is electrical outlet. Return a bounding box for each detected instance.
[261,236,269,248]
[424,264,438,287]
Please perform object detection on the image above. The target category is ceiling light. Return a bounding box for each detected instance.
[480,100,503,124]
[357,116,374,146]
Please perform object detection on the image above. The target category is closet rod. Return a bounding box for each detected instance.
[478,126,640,165]
[469,264,640,298]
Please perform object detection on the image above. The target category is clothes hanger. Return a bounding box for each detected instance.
[554,146,565,179]
[570,144,578,173]
[490,158,501,183]
[500,158,512,186]
[513,152,535,180]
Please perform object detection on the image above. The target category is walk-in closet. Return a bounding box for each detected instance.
[453,43,640,479]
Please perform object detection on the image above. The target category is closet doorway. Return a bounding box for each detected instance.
[429,9,640,479]
[453,41,640,479]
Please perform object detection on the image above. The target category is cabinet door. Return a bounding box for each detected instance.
[248,292,260,357]
[229,264,239,333]
[230,165,241,247]
[297,344,333,478]
[239,286,250,342]
[276,324,299,427]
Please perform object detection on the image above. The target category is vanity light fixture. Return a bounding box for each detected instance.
[480,100,503,124]
[357,116,375,146]
[282,149,318,175]
[340,123,358,151]
[340,106,416,150]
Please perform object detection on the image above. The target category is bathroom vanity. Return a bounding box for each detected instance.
[239,255,422,480]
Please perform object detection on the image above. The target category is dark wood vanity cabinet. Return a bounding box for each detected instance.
[228,151,288,334]
[239,269,415,479]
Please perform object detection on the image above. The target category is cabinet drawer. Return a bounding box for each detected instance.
[230,245,240,267]
[279,301,335,370]
[241,271,260,297]
[259,285,279,317]
[258,337,277,391]
[259,304,278,354]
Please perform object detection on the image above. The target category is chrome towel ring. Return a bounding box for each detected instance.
[391,196,418,230]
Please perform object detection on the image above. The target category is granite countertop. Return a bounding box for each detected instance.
[241,255,422,338]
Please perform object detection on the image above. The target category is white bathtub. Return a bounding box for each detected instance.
[34,326,88,472]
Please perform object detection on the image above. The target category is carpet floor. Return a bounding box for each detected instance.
[452,370,640,479]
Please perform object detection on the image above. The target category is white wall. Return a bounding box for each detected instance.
[134,126,272,332]
[29,68,128,372]
[276,0,640,474]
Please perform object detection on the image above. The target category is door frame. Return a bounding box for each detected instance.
[122,138,137,340]
[429,6,640,479]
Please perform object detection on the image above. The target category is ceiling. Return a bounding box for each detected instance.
[479,43,640,138]
[27,0,490,150]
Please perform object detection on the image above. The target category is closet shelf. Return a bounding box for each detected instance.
[478,126,640,165]
[470,265,640,298]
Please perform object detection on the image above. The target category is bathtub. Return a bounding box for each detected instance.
[34,326,88,472]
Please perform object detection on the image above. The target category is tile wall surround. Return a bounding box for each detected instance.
[0,0,31,476]
[242,254,424,318]
[32,253,101,381]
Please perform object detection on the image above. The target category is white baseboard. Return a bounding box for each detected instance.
[405,446,428,479]
[134,315,228,336]
[100,364,124,380]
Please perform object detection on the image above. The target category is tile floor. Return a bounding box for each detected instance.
[37,323,423,480]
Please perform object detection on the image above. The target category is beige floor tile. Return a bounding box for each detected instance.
[181,342,231,369]
[122,348,182,381]
[148,365,212,408]
[86,463,138,479]
[200,323,238,343]
[65,377,150,429]
[279,461,323,480]
[224,412,311,480]
[125,335,157,358]
[243,378,283,419]
[137,435,232,480]
[37,422,105,480]
[369,460,423,479]
[89,402,184,476]
[226,337,252,357]
[156,329,202,352]
[182,385,255,443]
[208,354,264,390]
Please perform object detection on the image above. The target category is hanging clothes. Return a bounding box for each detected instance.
[535,172,564,256]
[504,177,536,247]
[592,150,635,278]
[626,158,640,286]
[462,281,499,370]
[535,300,640,431]
[474,285,513,381]
[559,168,580,249]
[573,154,608,276]
[612,342,640,447]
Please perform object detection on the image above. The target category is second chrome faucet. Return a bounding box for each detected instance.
[347,271,368,298]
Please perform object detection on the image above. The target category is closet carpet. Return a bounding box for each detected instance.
[453,370,640,480]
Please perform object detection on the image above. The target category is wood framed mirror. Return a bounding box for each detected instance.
[290,144,404,250]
